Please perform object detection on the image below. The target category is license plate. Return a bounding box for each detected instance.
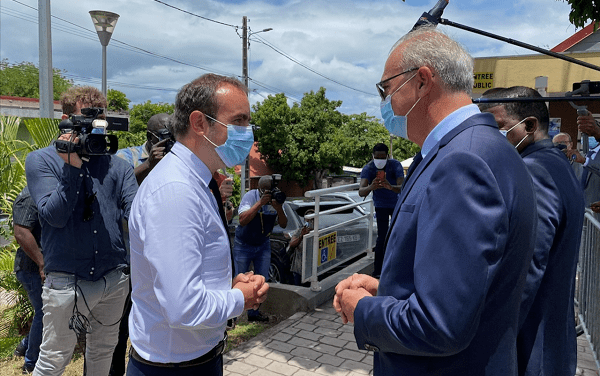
[337,234,360,243]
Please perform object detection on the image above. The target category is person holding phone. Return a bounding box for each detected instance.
[358,143,404,278]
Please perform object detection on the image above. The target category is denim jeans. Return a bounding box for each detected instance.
[16,270,43,369]
[233,238,270,317]
[32,267,129,376]
[374,207,394,278]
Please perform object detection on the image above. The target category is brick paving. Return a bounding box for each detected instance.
[224,302,599,376]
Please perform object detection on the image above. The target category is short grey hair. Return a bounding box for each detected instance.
[171,73,248,139]
[391,26,474,95]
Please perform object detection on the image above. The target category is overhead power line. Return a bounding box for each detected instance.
[152,0,238,29]
[4,0,375,102]
[252,34,377,97]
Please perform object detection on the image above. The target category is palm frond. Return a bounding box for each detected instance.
[0,115,21,142]
[23,117,59,149]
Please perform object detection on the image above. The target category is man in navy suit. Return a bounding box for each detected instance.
[333,26,537,375]
[480,86,585,376]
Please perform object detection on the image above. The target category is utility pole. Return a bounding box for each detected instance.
[39,0,53,119]
[240,17,271,198]
[240,16,249,198]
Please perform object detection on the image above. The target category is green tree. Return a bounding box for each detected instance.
[107,89,130,112]
[252,88,353,188]
[339,113,390,168]
[391,137,421,162]
[0,60,73,100]
[128,101,174,133]
[561,0,600,29]
[339,113,420,168]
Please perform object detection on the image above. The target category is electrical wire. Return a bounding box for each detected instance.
[3,0,376,103]
[152,0,238,29]
[252,34,377,97]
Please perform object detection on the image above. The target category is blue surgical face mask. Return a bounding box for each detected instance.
[380,73,420,140]
[204,115,254,168]
[499,118,526,138]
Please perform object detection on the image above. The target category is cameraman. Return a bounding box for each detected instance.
[233,175,287,322]
[25,86,138,376]
[116,113,172,185]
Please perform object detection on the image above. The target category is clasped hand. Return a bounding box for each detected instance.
[233,271,269,310]
[333,273,379,324]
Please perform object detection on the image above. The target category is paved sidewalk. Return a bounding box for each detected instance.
[224,302,599,376]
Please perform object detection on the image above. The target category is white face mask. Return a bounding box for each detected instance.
[373,158,387,169]
[499,118,528,149]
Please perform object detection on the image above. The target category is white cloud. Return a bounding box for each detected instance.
[0,0,583,118]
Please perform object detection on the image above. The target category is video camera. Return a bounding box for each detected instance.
[270,174,286,204]
[55,108,126,157]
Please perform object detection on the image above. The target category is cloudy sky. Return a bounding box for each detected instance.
[1,0,581,118]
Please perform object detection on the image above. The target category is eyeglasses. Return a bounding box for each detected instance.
[376,67,419,100]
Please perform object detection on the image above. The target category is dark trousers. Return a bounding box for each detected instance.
[15,270,43,369]
[126,354,223,376]
[373,207,394,278]
[109,280,132,376]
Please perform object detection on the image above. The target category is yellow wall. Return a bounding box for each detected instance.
[473,52,600,95]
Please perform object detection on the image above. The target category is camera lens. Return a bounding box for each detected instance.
[85,134,108,154]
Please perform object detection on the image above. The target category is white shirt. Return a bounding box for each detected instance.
[128,142,244,363]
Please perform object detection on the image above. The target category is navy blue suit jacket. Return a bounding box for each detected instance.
[353,113,537,375]
[517,139,584,376]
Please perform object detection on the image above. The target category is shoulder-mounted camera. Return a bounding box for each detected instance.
[55,107,126,158]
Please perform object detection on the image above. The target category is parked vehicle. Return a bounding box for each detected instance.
[321,190,375,216]
[228,196,376,284]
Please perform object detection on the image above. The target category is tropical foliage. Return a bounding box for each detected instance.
[0,115,58,336]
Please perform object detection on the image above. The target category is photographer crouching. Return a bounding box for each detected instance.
[25,86,138,376]
[233,175,288,322]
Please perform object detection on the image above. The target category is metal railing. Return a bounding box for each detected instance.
[301,183,375,291]
[577,209,600,369]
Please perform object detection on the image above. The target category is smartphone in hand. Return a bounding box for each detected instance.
[376,170,385,181]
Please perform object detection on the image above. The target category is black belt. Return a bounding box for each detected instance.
[130,333,227,368]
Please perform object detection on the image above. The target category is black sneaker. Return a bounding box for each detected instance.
[248,312,269,322]
[13,341,26,357]
[21,364,35,374]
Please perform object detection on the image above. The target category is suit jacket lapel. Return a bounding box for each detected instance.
[384,113,498,250]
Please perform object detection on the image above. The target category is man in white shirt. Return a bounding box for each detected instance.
[127,74,268,376]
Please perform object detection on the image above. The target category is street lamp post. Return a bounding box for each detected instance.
[89,10,120,97]
[240,16,272,198]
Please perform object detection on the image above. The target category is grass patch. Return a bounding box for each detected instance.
[0,337,20,360]
[225,321,271,353]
